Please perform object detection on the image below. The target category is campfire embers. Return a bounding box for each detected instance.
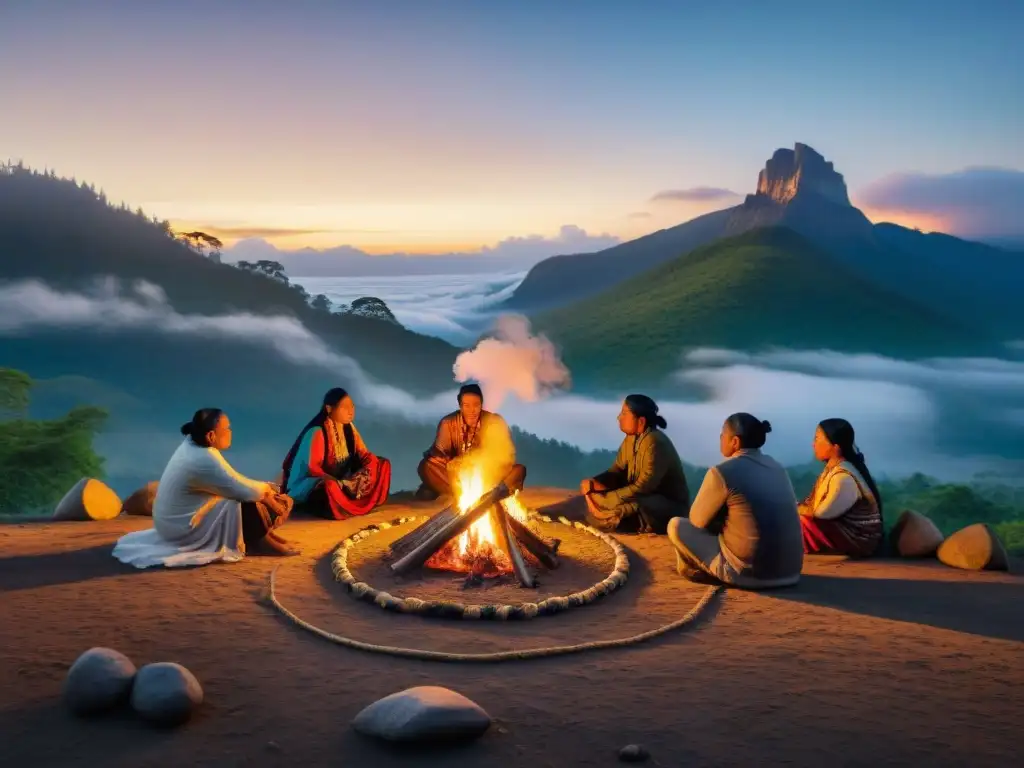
[389,467,560,588]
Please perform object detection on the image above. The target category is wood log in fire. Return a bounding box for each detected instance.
[389,480,512,576]
[488,504,536,588]
[388,502,457,560]
[506,514,561,570]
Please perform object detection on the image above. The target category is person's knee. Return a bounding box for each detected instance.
[667,515,688,543]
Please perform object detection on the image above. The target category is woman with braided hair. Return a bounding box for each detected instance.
[281,388,391,519]
[798,418,884,558]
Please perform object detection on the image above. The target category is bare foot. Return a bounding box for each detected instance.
[257,532,300,557]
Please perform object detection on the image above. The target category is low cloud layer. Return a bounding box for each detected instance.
[0,278,438,415]
[300,270,526,345]
[3,278,1023,482]
[856,167,1024,239]
[650,187,741,203]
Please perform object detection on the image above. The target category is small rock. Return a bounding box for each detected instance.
[619,743,650,762]
[266,741,282,752]
[64,647,137,715]
[937,523,1009,571]
[122,482,159,517]
[352,685,491,743]
[130,662,204,726]
[889,509,944,557]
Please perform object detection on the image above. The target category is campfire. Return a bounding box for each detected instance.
[389,464,560,587]
[425,467,532,579]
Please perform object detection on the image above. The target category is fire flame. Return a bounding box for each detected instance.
[455,464,528,557]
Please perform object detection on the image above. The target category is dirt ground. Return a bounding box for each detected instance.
[2,488,1022,767]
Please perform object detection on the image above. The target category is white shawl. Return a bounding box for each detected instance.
[112,438,269,569]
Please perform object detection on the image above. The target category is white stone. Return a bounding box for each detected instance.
[353,686,491,743]
[130,662,204,726]
[64,647,137,715]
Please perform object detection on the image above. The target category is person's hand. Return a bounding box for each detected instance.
[580,478,594,495]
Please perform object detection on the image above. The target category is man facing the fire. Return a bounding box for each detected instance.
[414,383,526,501]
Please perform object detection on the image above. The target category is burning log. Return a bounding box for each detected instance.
[506,514,561,570]
[388,502,458,560]
[390,481,512,576]
[488,505,536,588]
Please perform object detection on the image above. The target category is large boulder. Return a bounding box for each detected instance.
[352,686,492,743]
[130,662,204,727]
[122,482,159,517]
[63,647,137,715]
[937,523,1009,572]
[52,478,122,521]
[889,509,945,558]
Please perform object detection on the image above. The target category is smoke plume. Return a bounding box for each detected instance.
[452,315,571,409]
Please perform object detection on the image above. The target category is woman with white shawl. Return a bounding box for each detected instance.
[113,408,298,569]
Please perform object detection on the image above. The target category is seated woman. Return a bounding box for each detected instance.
[281,387,391,519]
[580,394,690,534]
[113,409,297,569]
[668,413,803,589]
[799,418,884,558]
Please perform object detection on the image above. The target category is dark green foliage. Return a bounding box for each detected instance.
[347,297,398,324]
[310,294,332,312]
[536,227,989,390]
[0,368,108,514]
[0,368,32,418]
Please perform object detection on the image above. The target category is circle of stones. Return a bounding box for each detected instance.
[331,512,630,621]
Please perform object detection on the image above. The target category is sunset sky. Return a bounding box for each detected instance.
[1,0,1021,253]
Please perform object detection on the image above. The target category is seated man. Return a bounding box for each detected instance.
[415,383,526,501]
[580,394,690,534]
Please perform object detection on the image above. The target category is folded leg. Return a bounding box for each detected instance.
[667,516,724,582]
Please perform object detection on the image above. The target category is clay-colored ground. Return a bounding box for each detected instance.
[1,488,1022,767]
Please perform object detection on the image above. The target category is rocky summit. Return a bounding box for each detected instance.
[752,142,852,207]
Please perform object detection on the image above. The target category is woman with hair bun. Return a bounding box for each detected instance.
[798,418,884,557]
[668,412,803,589]
[579,394,690,534]
[113,408,297,569]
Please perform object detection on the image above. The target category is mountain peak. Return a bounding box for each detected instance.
[753,143,851,207]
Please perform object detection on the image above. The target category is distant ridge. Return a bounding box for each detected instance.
[534,226,992,391]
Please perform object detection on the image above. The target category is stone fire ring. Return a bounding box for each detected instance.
[331,512,631,621]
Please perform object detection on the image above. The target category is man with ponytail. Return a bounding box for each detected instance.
[798,418,884,558]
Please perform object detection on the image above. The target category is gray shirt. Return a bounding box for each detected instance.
[689,449,803,581]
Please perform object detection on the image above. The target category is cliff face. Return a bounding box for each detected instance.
[753,142,852,207]
[725,143,873,249]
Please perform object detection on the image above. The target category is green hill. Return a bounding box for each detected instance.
[535,227,991,391]
[0,162,459,393]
